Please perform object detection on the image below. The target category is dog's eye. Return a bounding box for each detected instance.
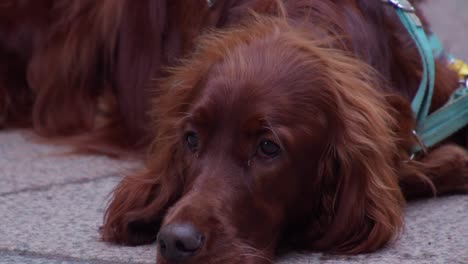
[257,140,281,158]
[185,132,199,152]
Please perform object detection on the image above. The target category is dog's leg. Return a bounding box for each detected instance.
[399,144,468,200]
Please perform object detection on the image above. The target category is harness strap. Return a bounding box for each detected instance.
[385,0,435,124]
[416,87,468,148]
[385,0,468,153]
[418,34,468,150]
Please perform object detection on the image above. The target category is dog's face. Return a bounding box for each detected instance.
[153,21,404,263]
[158,38,331,263]
[103,18,404,264]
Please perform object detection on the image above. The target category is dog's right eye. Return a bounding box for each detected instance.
[185,132,199,152]
[257,140,281,158]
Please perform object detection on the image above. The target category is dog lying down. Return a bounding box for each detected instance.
[0,0,467,263]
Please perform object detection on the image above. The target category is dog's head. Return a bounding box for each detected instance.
[103,17,404,264]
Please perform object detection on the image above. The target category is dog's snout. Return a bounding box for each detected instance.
[157,223,204,261]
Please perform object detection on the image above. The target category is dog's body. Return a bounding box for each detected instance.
[1,1,467,263]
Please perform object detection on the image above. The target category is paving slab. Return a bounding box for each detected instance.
[1,255,84,264]
[0,131,138,195]
[0,177,155,264]
[0,173,466,263]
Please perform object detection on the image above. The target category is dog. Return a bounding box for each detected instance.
[1,1,467,263]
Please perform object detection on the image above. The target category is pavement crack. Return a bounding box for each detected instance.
[0,248,152,264]
[0,173,121,197]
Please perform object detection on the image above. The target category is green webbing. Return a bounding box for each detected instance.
[392,5,435,124]
[416,88,468,148]
[387,0,468,153]
[417,33,468,149]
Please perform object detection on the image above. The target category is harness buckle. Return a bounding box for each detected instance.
[460,77,468,88]
[449,58,468,88]
[408,130,427,160]
[382,0,415,13]
[206,0,215,8]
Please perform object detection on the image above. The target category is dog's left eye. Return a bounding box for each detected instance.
[257,140,281,158]
[185,132,199,152]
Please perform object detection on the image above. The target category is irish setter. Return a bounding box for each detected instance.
[1,0,467,263]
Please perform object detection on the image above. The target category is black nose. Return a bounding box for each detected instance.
[157,223,204,261]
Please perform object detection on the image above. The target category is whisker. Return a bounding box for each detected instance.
[239,253,273,264]
[230,241,274,264]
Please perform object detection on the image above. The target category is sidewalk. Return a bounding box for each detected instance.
[1,1,467,263]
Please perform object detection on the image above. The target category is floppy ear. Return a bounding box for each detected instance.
[100,76,196,245]
[101,146,184,245]
[303,53,405,254]
[101,38,218,245]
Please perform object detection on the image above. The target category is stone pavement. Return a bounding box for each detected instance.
[1,1,467,263]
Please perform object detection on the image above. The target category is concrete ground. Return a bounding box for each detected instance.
[0,1,467,263]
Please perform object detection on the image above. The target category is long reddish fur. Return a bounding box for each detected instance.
[1,0,467,263]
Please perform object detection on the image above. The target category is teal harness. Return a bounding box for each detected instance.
[384,0,468,156]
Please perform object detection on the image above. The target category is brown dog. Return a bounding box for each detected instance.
[101,1,467,263]
[1,1,467,263]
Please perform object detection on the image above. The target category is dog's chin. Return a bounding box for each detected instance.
[156,254,273,264]
[156,238,275,264]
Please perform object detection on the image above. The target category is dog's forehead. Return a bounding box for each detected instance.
[187,39,329,133]
[190,78,276,129]
[189,76,326,138]
[194,53,303,113]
